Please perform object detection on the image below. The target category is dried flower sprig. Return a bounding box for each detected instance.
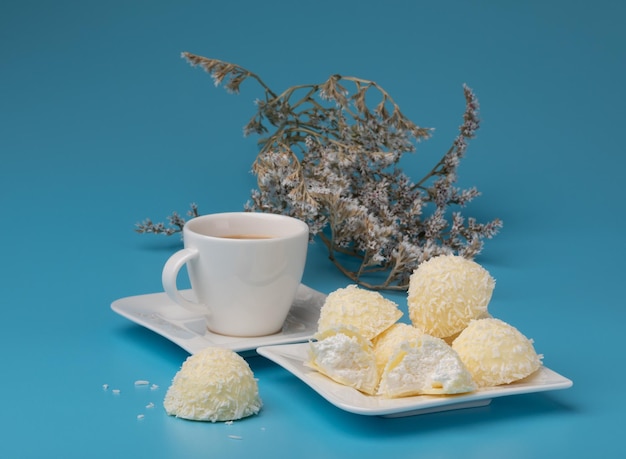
[135,203,198,236]
[137,52,502,290]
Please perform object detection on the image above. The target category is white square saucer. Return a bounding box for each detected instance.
[111,284,326,354]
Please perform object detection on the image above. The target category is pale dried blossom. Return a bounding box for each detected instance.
[136,203,198,236]
[137,53,502,290]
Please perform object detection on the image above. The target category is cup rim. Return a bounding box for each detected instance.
[183,211,309,241]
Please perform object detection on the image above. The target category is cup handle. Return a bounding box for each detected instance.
[162,248,207,315]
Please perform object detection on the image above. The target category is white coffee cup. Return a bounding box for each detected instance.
[162,212,309,337]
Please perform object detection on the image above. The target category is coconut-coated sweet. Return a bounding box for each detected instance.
[306,327,379,395]
[163,347,262,422]
[452,318,543,387]
[316,284,403,340]
[378,333,476,398]
[407,255,495,338]
[372,323,424,377]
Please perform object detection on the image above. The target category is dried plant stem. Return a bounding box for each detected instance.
[136,53,502,291]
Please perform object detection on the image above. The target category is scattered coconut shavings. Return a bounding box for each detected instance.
[146,402,155,409]
[134,380,150,386]
[225,421,234,426]
[228,435,243,440]
[102,384,109,390]
[150,384,159,390]
[112,389,121,395]
[137,414,145,420]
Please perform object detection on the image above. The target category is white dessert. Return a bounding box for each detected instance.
[164,347,262,422]
[407,255,495,338]
[378,334,476,398]
[303,252,546,399]
[306,327,379,395]
[316,284,403,340]
[452,318,543,387]
[372,323,424,377]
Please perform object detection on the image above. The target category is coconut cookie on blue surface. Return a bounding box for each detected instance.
[164,347,262,422]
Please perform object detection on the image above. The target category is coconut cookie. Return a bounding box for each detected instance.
[452,318,543,387]
[378,334,476,398]
[316,284,403,340]
[164,347,262,422]
[306,327,379,395]
[408,255,495,338]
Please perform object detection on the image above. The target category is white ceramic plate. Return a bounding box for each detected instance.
[111,284,326,354]
[256,342,573,417]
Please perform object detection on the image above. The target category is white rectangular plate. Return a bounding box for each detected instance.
[257,342,573,417]
[111,285,326,354]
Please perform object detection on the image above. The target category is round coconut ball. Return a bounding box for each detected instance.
[452,318,543,387]
[164,347,262,422]
[408,255,495,338]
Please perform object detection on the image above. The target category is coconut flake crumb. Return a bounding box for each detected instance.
[134,380,150,386]
[146,402,155,409]
[137,414,145,420]
[150,384,159,390]
[225,421,234,426]
[102,384,109,390]
[228,435,243,440]
[112,389,121,395]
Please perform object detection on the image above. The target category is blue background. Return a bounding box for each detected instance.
[1,1,624,457]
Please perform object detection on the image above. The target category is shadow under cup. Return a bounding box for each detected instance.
[164,212,309,337]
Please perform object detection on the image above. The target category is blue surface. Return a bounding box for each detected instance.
[1,1,624,457]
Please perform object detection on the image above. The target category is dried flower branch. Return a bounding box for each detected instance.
[138,52,502,290]
[135,203,199,236]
